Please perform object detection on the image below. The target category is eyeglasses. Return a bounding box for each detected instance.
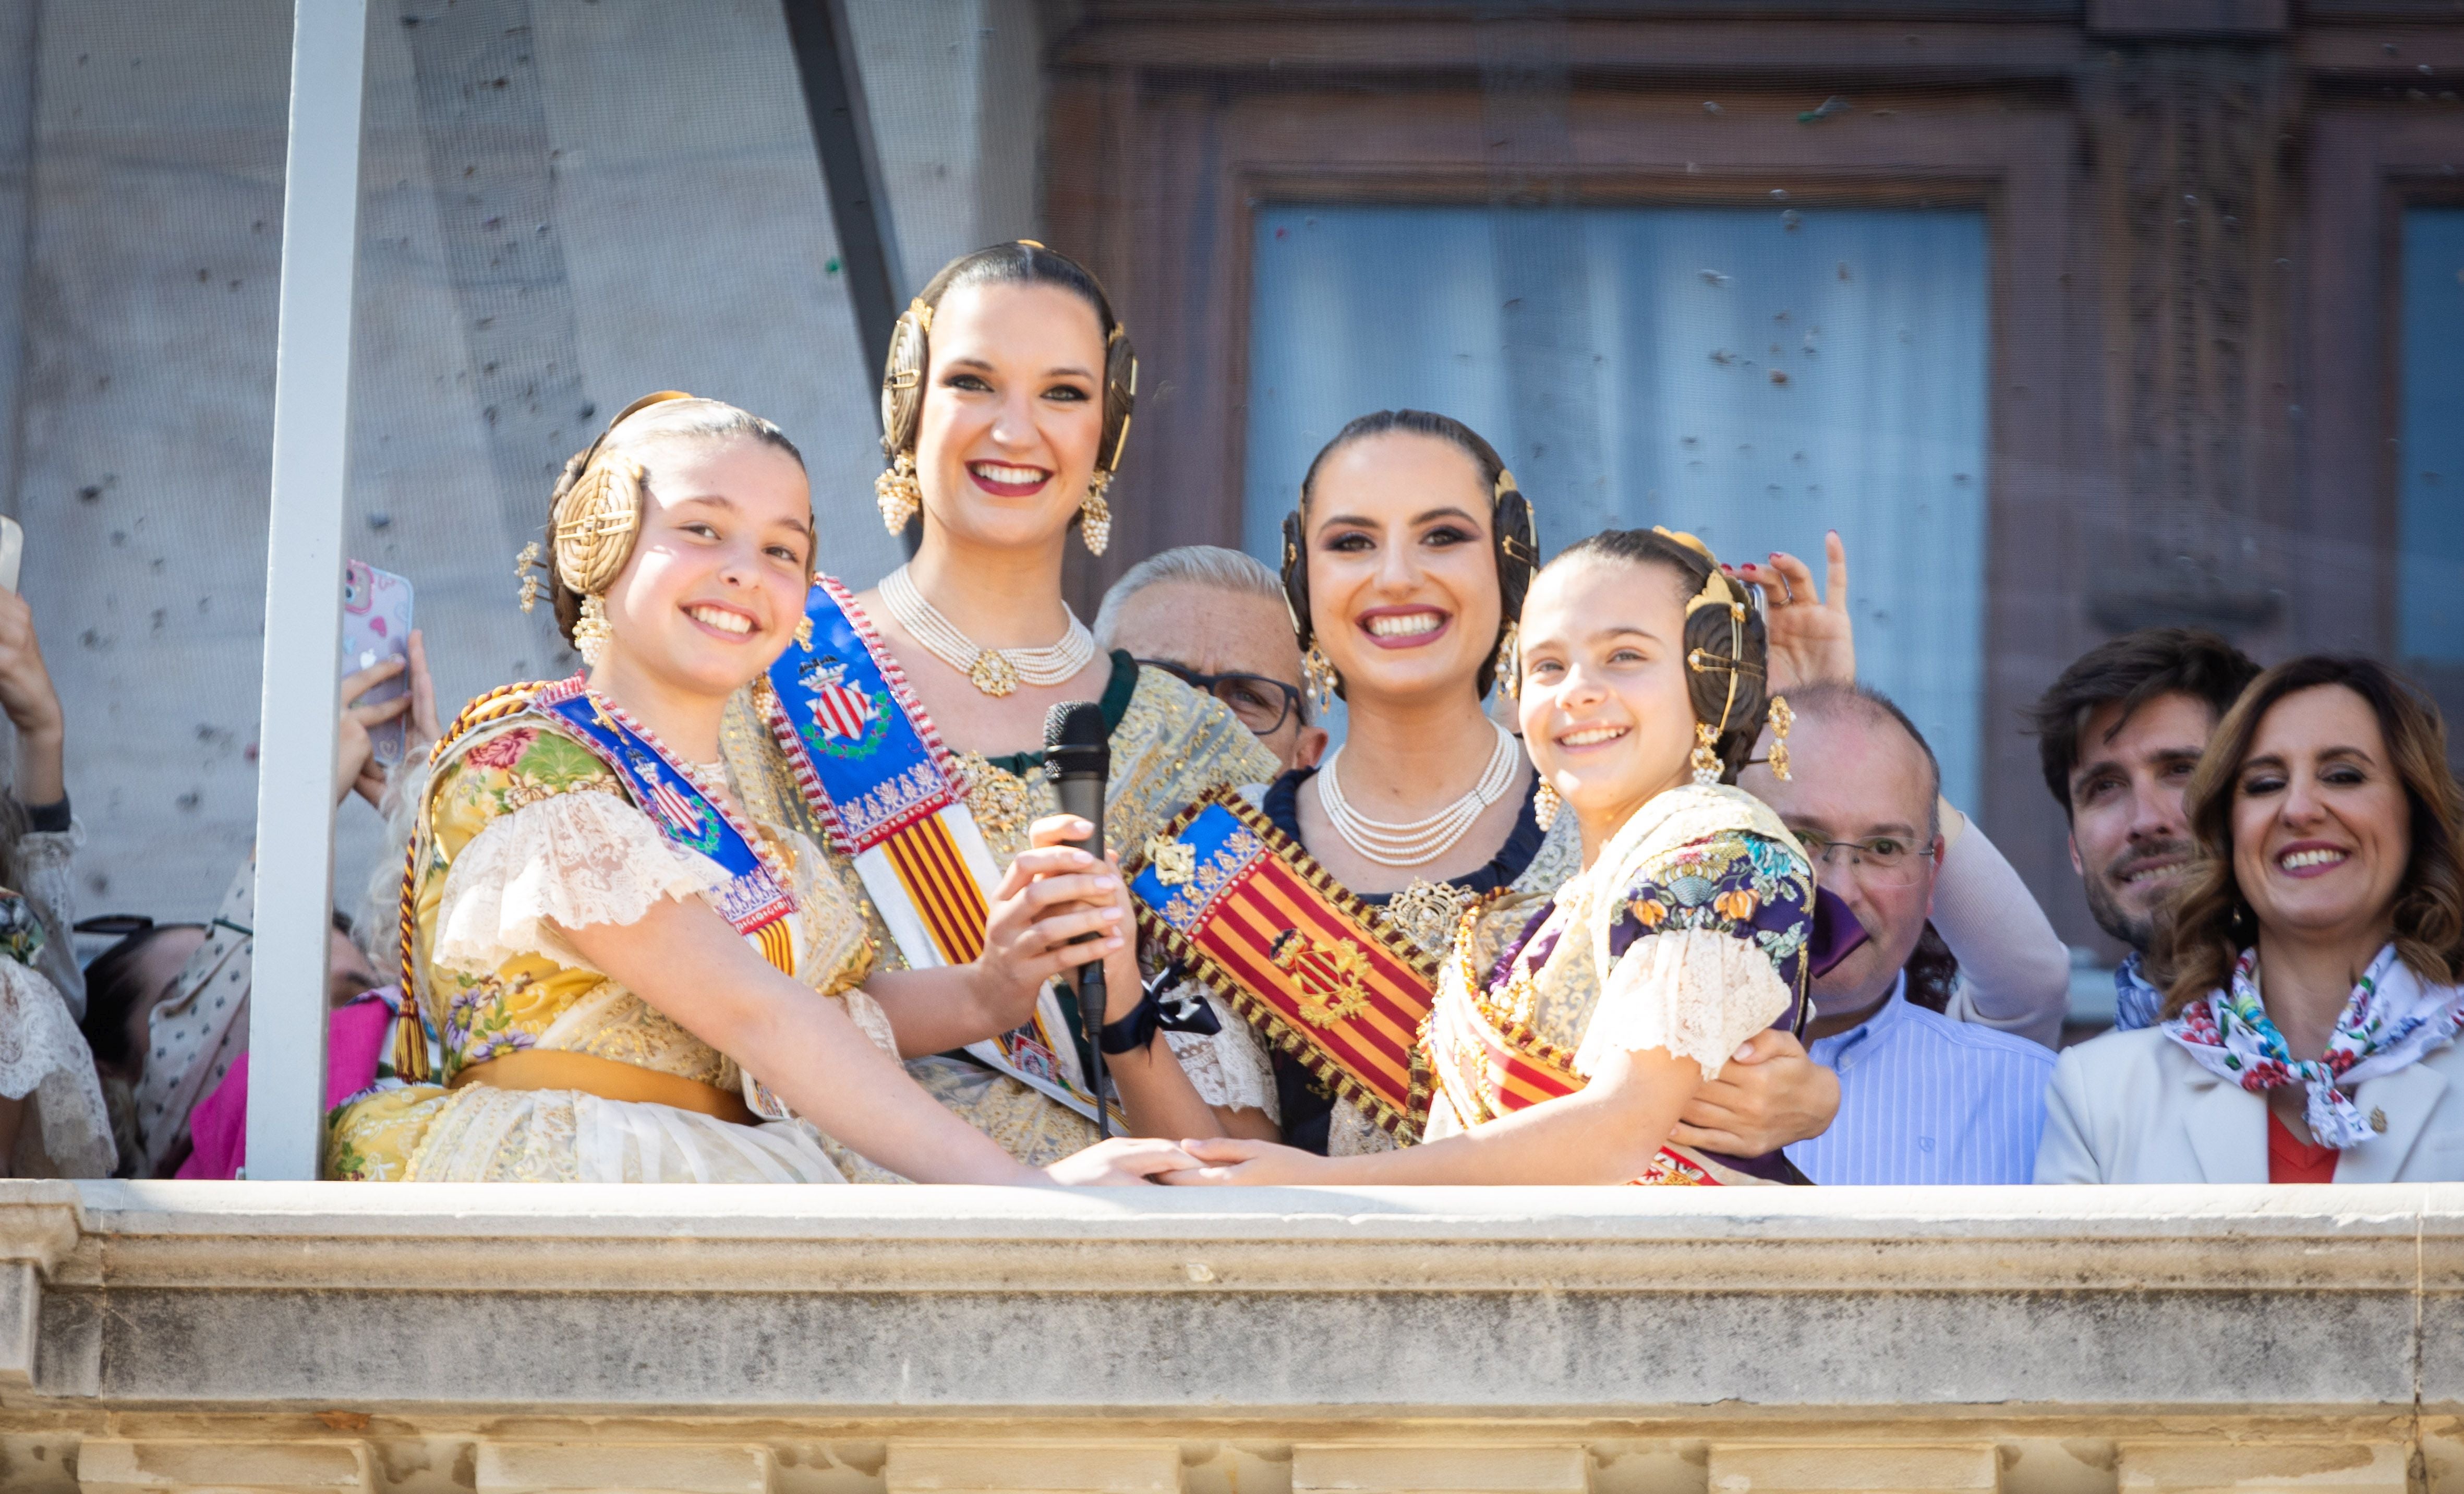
[1137,659,1304,738]
[1795,832,1938,887]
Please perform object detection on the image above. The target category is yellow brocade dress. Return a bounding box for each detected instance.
[720,641,1281,1165]
[1422,783,1816,1173]
[328,687,895,1183]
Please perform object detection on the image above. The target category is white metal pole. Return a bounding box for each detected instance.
[245,0,370,1182]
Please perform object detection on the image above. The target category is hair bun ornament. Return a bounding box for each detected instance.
[552,452,648,597]
[541,389,697,600]
[1651,524,1718,568]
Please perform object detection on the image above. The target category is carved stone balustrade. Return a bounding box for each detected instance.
[0,1181,2454,1490]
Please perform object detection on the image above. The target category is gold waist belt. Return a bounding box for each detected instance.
[449,1049,758,1127]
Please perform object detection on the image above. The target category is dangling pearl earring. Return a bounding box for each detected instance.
[573,593,614,668]
[1301,641,1340,715]
[1079,469,1114,556]
[1493,622,1520,699]
[1689,722,1723,786]
[875,452,921,534]
[1532,779,1561,831]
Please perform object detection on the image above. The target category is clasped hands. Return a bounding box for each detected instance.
[1162,1029,1840,1185]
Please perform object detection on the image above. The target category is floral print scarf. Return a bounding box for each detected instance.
[2162,943,2464,1149]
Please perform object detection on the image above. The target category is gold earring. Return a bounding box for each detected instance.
[1494,622,1520,699]
[515,542,543,613]
[1766,695,1794,782]
[1302,641,1340,715]
[794,615,815,652]
[1080,469,1114,556]
[875,452,921,534]
[1532,779,1561,832]
[1690,722,1723,787]
[573,594,614,668]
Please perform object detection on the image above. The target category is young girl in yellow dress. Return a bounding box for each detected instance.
[1171,527,1818,1185]
[328,393,1196,1185]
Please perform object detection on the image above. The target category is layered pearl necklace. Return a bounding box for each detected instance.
[877,564,1095,697]
[1316,720,1520,868]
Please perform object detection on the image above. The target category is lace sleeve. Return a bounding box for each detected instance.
[12,814,82,1019]
[1165,990,1278,1118]
[432,789,731,978]
[1577,827,1811,1082]
[1574,926,1793,1083]
[0,956,114,1177]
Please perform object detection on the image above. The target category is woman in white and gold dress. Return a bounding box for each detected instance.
[724,243,1281,1165]
[1173,527,1821,1185]
[329,393,1196,1185]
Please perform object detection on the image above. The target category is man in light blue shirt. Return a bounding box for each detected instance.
[1742,683,2055,1185]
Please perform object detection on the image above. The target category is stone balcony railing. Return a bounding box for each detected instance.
[0,1180,2453,1491]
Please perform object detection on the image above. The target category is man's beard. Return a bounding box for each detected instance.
[2082,841,2190,954]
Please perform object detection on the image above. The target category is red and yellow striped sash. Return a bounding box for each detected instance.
[1129,789,1436,1141]
[1430,905,1756,1187]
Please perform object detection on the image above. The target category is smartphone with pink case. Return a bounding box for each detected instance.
[341,560,415,766]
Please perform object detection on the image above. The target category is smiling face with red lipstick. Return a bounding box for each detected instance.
[1302,430,1503,709]
[2156,655,2464,1030]
[2226,684,2411,957]
[596,433,815,704]
[912,280,1109,557]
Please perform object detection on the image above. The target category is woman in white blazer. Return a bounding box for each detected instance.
[2038,655,2464,1185]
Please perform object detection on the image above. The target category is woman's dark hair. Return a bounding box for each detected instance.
[2152,654,2464,1015]
[1530,527,1772,782]
[879,242,1137,484]
[1280,409,1538,700]
[79,923,202,1069]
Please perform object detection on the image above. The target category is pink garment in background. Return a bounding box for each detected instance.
[176,989,396,1181]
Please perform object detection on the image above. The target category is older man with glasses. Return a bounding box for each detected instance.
[1739,682,2063,1185]
[1092,545,1330,773]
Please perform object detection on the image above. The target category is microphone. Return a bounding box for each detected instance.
[1043,701,1113,1138]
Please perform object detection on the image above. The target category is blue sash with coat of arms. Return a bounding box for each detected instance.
[759,576,1108,1124]
[536,677,798,974]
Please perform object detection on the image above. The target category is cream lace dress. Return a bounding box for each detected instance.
[329,705,899,1184]
[0,822,115,1177]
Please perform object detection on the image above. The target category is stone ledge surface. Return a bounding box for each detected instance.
[0,1181,2449,1427]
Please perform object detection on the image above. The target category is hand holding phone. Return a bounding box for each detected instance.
[341,561,415,766]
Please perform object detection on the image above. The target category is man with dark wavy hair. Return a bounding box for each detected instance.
[2027,628,2262,1030]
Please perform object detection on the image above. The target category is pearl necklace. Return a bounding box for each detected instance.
[877,564,1095,697]
[1317,720,1520,868]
